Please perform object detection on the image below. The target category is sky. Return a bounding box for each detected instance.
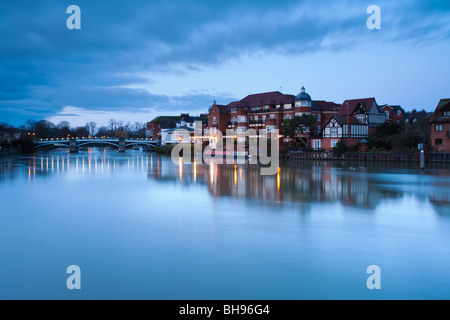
[0,0,449,127]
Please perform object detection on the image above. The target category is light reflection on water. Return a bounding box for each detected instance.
[0,149,450,299]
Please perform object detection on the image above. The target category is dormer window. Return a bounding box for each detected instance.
[444,111,450,117]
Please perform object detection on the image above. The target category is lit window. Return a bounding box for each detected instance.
[331,140,338,148]
[331,127,338,136]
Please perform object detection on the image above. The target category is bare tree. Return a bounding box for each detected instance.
[86,121,97,136]
[108,119,117,132]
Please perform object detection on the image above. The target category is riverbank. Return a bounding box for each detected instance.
[0,148,21,157]
[289,151,450,163]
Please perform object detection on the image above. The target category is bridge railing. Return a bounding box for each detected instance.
[38,137,157,142]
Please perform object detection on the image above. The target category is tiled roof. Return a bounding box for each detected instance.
[429,99,450,122]
[312,100,341,112]
[333,115,363,126]
[338,98,376,116]
[227,91,295,109]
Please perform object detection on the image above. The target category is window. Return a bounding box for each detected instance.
[266,126,276,133]
[444,111,450,117]
[435,139,443,146]
[270,114,276,120]
[213,117,216,125]
[284,114,292,120]
[397,110,402,116]
[317,125,321,133]
[262,115,266,122]
[312,140,321,150]
[436,124,443,131]
[231,108,237,113]
[237,116,247,123]
[385,111,390,119]
[343,124,349,138]
[284,104,292,109]
[330,127,338,137]
[331,140,338,148]
[317,114,321,122]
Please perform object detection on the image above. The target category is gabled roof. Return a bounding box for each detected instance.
[311,100,341,112]
[429,99,450,122]
[338,98,376,116]
[381,105,405,114]
[435,99,450,112]
[324,115,363,127]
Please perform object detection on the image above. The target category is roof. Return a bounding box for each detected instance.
[150,116,181,123]
[165,126,195,133]
[405,111,431,122]
[178,116,207,123]
[430,99,450,122]
[312,100,341,112]
[228,91,295,110]
[338,98,376,116]
[326,115,363,127]
[295,87,311,101]
[381,105,405,114]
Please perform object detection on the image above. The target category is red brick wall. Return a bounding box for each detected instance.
[431,123,450,152]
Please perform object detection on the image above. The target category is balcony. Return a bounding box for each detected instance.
[310,132,323,138]
[249,120,266,126]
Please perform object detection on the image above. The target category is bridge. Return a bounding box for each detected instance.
[34,137,159,153]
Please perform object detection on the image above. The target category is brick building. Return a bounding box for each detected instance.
[207,87,342,149]
[430,99,450,152]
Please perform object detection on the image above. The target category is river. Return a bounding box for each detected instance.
[0,149,450,299]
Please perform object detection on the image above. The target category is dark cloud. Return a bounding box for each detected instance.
[0,0,449,125]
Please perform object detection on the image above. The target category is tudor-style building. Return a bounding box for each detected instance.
[321,116,369,151]
[429,99,450,152]
[338,98,386,134]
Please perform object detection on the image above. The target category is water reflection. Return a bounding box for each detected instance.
[0,150,449,214]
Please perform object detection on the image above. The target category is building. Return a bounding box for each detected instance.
[206,87,391,151]
[429,99,450,152]
[337,98,386,133]
[146,116,181,140]
[404,109,431,124]
[321,115,369,151]
[160,114,208,146]
[381,105,405,123]
[207,87,342,149]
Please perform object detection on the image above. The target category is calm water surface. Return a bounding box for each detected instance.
[1,149,450,299]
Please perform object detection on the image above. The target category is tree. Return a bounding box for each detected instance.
[57,121,71,138]
[108,119,117,132]
[282,114,317,147]
[95,126,111,137]
[26,120,56,139]
[86,121,97,136]
[73,126,89,138]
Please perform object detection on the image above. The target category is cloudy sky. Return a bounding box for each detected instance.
[1,0,449,127]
